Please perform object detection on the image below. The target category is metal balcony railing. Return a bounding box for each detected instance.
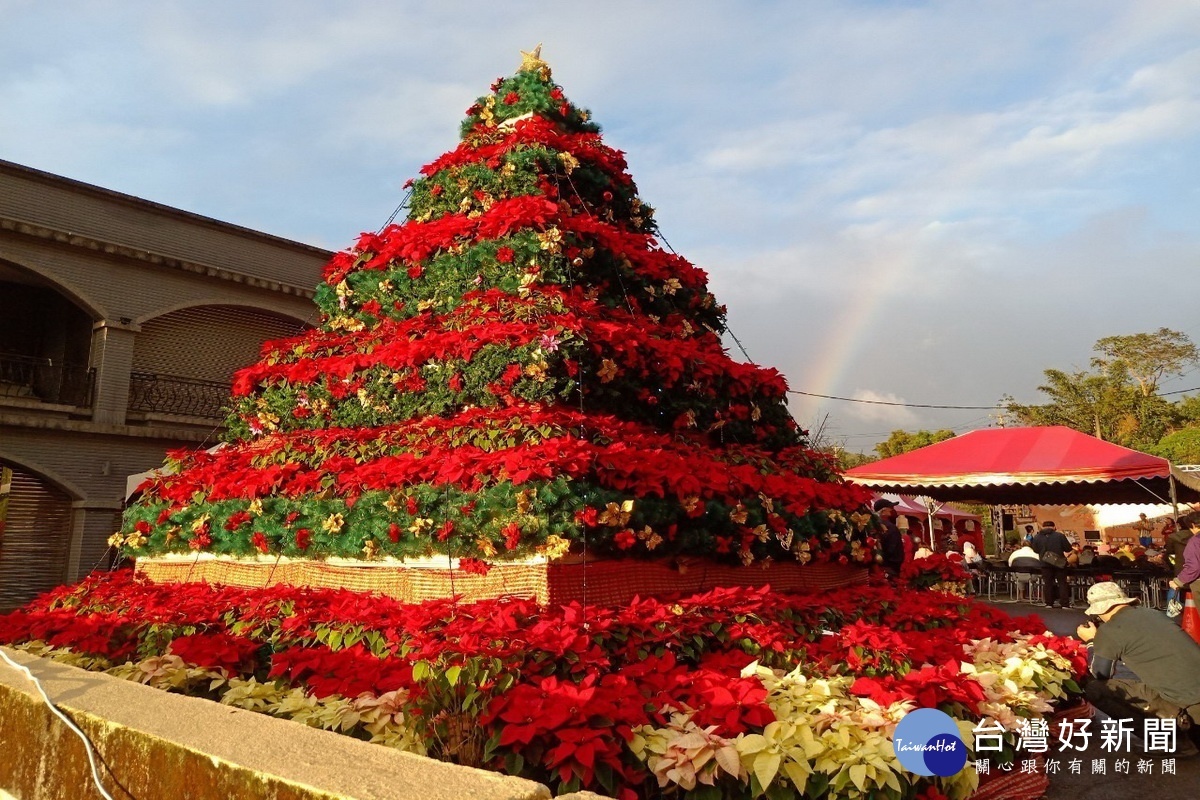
[0,353,94,407]
[127,372,231,420]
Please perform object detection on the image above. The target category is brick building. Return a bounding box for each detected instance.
[0,159,331,610]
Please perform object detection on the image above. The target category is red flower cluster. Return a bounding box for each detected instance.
[0,573,1073,798]
[900,552,973,589]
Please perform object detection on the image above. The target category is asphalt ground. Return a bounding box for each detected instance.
[980,598,1200,799]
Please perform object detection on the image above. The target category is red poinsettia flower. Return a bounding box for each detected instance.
[502,523,522,550]
[459,558,491,576]
[168,632,259,674]
[224,510,251,531]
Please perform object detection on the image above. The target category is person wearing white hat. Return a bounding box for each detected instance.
[1076,581,1200,748]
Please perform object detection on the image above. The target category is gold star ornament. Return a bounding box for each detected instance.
[519,44,551,77]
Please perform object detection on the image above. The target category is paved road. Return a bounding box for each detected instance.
[982,599,1199,799]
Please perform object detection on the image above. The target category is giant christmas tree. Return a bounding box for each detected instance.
[116,49,874,585]
[2,53,1087,800]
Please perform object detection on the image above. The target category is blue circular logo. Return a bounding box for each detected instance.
[892,708,968,776]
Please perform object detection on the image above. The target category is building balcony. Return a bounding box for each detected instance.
[127,372,232,421]
[0,352,94,408]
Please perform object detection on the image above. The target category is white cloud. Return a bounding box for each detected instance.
[843,391,920,427]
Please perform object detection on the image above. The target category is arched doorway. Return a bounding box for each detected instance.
[0,460,75,611]
[0,261,95,407]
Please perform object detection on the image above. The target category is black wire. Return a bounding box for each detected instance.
[376,188,413,234]
[790,384,1200,410]
[787,389,1002,410]
[725,328,756,366]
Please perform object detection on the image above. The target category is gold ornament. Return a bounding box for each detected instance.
[519,44,549,74]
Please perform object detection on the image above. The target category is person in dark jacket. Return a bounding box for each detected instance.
[874,498,905,579]
[1165,516,1194,578]
[1031,520,1072,608]
[1169,514,1200,602]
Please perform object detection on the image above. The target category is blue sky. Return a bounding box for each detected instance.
[3,1,1199,452]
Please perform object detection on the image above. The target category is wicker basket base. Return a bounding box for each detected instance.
[134,555,870,605]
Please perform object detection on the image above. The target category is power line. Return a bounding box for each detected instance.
[1161,385,1200,397]
[789,384,1200,410]
[787,389,1002,410]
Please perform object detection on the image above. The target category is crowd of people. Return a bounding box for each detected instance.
[871,501,1200,609]
[996,516,1198,609]
[871,497,985,579]
[873,500,1200,749]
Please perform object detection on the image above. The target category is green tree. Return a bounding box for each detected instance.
[874,429,956,459]
[1092,327,1198,397]
[1176,394,1200,425]
[834,449,877,470]
[1006,351,1180,450]
[1151,428,1200,465]
[1006,364,1135,441]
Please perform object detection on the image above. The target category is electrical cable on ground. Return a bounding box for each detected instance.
[0,649,119,800]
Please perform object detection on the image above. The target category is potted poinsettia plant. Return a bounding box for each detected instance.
[901,553,973,594]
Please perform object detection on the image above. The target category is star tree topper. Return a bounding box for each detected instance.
[519,43,550,77]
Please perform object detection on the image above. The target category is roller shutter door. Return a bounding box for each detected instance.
[132,305,309,384]
[0,463,73,612]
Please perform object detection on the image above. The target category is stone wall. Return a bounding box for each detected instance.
[0,647,603,800]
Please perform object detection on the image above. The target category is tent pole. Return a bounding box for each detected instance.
[1170,473,1180,522]
[992,506,1001,555]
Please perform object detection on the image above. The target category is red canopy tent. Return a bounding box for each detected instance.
[845,426,1200,505]
[873,493,980,525]
[874,493,983,550]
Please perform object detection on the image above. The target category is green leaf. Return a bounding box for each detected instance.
[446,665,462,686]
[765,782,795,800]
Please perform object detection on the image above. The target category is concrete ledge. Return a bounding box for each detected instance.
[0,647,553,800]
